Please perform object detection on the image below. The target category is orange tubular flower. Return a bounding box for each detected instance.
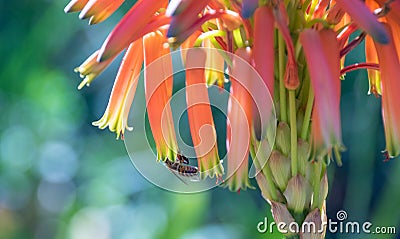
[180,30,202,65]
[185,48,223,178]
[65,0,123,24]
[79,0,121,18]
[253,6,275,97]
[92,40,143,139]
[300,29,343,160]
[252,6,275,141]
[335,0,389,44]
[143,30,178,161]
[98,0,168,61]
[373,24,400,158]
[74,50,116,90]
[89,1,125,25]
[224,48,254,192]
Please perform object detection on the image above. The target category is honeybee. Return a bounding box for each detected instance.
[164,153,199,182]
[177,153,189,164]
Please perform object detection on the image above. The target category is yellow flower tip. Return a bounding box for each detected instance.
[74,50,116,89]
[92,112,109,128]
[77,76,93,90]
[195,143,224,179]
[116,130,123,140]
[77,81,86,90]
[92,114,129,141]
[222,171,255,192]
[195,143,224,181]
[199,160,225,180]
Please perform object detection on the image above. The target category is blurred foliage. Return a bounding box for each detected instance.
[0,1,399,239]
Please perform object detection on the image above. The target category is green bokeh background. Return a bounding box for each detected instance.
[0,1,399,239]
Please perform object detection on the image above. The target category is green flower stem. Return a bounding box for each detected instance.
[202,22,218,31]
[289,90,298,176]
[305,18,331,29]
[295,37,302,60]
[233,28,245,48]
[300,87,314,140]
[194,30,226,47]
[278,33,287,122]
[312,161,322,209]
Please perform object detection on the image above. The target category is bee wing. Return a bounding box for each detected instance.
[167,167,189,185]
[189,175,200,182]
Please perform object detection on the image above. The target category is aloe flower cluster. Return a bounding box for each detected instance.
[65,0,400,238]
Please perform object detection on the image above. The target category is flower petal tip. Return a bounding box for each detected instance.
[64,0,88,13]
[78,12,90,20]
[77,81,89,90]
